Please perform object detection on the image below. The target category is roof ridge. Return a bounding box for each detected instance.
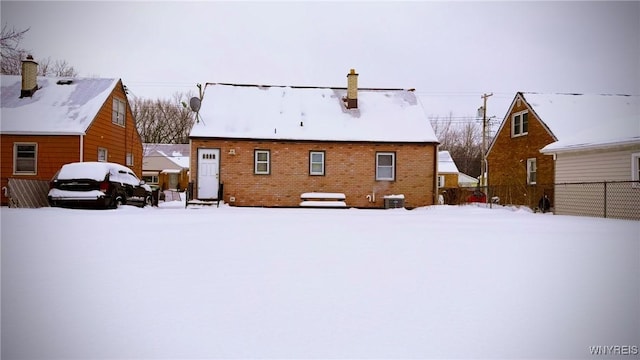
[205,82,408,91]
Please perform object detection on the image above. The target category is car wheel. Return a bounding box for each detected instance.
[143,195,152,208]
[111,195,124,209]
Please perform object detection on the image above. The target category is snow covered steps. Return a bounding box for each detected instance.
[300,192,347,208]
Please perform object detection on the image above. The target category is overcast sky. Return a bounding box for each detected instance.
[2,1,639,122]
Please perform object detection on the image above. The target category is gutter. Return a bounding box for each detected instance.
[540,138,640,155]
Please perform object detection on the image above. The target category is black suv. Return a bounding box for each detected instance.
[48,162,152,209]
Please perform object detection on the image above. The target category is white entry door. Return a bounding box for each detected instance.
[197,148,220,199]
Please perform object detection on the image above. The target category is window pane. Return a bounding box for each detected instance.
[378,154,392,166]
[311,153,323,162]
[256,163,268,173]
[378,167,392,179]
[16,158,35,172]
[17,145,35,154]
[311,163,323,173]
[522,112,528,133]
[514,115,521,135]
[257,152,268,161]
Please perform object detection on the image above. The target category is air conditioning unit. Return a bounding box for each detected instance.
[383,195,405,209]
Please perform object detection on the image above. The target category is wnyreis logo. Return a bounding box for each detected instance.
[589,345,639,356]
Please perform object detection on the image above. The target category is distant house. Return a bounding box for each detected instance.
[486,91,639,214]
[0,56,143,206]
[188,69,439,208]
[142,143,190,191]
[437,150,480,204]
[437,151,459,189]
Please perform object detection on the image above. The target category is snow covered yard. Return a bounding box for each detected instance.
[1,200,638,359]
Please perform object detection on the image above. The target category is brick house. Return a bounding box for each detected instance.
[142,143,190,191]
[188,70,439,208]
[486,91,639,210]
[0,56,143,206]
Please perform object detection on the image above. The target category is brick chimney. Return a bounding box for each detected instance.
[346,68,358,109]
[21,55,38,98]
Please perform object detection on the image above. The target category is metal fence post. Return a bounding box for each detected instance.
[603,181,607,218]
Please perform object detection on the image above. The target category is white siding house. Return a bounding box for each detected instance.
[540,95,639,220]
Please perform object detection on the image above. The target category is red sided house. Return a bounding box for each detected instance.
[486,91,639,211]
[188,69,439,208]
[0,56,143,207]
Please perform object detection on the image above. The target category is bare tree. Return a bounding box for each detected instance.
[51,59,77,77]
[1,25,29,74]
[431,114,483,177]
[131,92,196,144]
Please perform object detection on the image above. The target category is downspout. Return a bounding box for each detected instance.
[432,144,440,205]
[80,134,84,162]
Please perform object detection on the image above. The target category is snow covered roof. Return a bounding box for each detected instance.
[189,83,438,143]
[1,75,120,135]
[143,144,190,168]
[518,92,640,152]
[438,151,459,173]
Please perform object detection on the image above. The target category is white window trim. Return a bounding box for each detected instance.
[112,98,126,126]
[376,152,395,181]
[143,175,159,184]
[126,153,134,166]
[512,110,529,137]
[98,147,108,162]
[13,142,37,175]
[632,152,640,188]
[254,150,270,175]
[527,158,537,185]
[437,175,445,188]
[309,151,325,176]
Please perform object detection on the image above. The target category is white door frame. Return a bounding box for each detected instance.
[197,148,220,199]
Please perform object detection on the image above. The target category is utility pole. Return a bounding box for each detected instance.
[479,92,493,198]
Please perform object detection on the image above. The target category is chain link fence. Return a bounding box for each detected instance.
[439,181,640,221]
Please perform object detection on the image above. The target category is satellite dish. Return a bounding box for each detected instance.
[189,97,201,112]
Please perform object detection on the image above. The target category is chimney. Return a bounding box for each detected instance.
[346,68,358,109]
[20,55,38,98]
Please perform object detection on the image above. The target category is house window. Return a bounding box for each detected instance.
[437,175,445,188]
[527,158,537,185]
[143,175,159,184]
[14,143,37,174]
[632,153,640,187]
[254,150,270,174]
[512,110,529,137]
[98,147,108,162]
[309,151,325,176]
[112,98,126,126]
[376,152,395,181]
[126,153,133,166]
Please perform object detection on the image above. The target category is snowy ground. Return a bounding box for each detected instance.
[2,197,639,359]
